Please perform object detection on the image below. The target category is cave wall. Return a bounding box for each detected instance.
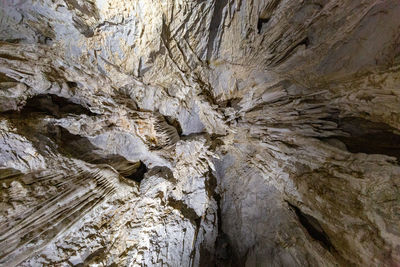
[0,0,399,266]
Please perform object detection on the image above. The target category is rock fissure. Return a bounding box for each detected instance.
[288,202,333,251]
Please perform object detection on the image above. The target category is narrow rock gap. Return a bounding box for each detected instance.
[206,0,229,60]
[0,53,27,61]
[204,172,237,267]
[287,203,333,251]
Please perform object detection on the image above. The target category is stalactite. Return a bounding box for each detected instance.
[0,164,122,266]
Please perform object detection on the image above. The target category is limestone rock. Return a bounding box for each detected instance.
[0,0,399,266]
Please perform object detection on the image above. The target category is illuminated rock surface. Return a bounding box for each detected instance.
[0,0,399,266]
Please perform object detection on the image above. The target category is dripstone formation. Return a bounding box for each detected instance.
[0,0,399,266]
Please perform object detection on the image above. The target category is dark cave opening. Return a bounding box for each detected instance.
[257,18,270,34]
[66,81,78,88]
[125,161,148,183]
[19,94,94,117]
[49,127,147,182]
[337,117,400,161]
[321,116,400,161]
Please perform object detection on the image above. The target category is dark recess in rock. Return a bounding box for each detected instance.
[0,72,17,82]
[167,197,199,222]
[322,117,400,161]
[72,17,94,38]
[146,166,175,181]
[65,0,99,18]
[49,127,145,179]
[299,37,310,48]
[206,0,228,60]
[205,172,238,267]
[0,53,27,62]
[66,81,78,88]
[165,115,183,136]
[0,167,22,182]
[338,117,400,160]
[125,161,148,183]
[3,38,24,44]
[257,18,270,34]
[52,126,98,158]
[218,98,242,109]
[19,94,94,117]
[38,36,53,45]
[288,203,333,251]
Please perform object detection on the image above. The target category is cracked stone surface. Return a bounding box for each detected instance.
[0,0,400,266]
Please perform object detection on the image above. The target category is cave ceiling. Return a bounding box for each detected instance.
[0,0,400,266]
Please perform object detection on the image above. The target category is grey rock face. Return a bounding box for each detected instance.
[0,0,399,266]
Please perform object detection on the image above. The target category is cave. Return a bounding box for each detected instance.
[0,0,400,266]
[19,94,94,117]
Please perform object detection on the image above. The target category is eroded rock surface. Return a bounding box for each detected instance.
[0,0,399,266]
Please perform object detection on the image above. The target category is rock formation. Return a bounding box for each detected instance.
[0,0,399,266]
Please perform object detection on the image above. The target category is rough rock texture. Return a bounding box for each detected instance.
[0,0,399,266]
